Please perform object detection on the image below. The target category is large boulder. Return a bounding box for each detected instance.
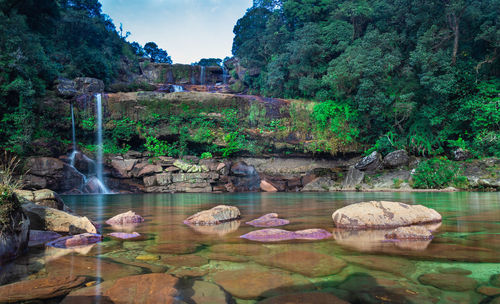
[383,149,409,168]
[23,157,84,192]
[22,203,96,234]
[342,166,364,190]
[332,201,442,229]
[355,151,382,171]
[55,77,104,97]
[184,205,241,225]
[229,161,261,192]
[0,193,30,265]
[105,211,144,226]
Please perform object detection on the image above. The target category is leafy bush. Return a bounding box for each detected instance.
[200,152,213,159]
[222,131,246,157]
[412,158,468,189]
[144,135,177,157]
[366,131,399,156]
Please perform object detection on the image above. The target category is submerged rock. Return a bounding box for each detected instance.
[258,292,350,304]
[186,220,240,236]
[0,275,86,302]
[184,205,241,225]
[385,225,433,240]
[332,201,442,229]
[22,202,96,234]
[491,274,500,287]
[105,210,144,226]
[418,273,477,291]
[240,228,331,242]
[47,233,102,248]
[246,213,290,227]
[103,273,179,303]
[213,269,312,299]
[255,250,346,277]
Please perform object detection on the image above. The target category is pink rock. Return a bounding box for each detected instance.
[108,232,141,240]
[106,211,144,225]
[294,229,332,240]
[240,229,296,242]
[240,228,333,242]
[47,233,102,248]
[246,213,290,227]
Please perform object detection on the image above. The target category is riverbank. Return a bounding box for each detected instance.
[20,152,500,194]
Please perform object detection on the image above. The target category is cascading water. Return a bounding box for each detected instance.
[69,104,78,167]
[172,85,184,92]
[200,66,205,85]
[95,94,109,194]
[222,66,229,85]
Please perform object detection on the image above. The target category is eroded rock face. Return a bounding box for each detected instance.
[355,151,382,171]
[0,275,86,302]
[105,211,144,226]
[383,150,409,168]
[0,195,30,264]
[229,161,261,192]
[246,213,289,227]
[184,205,240,225]
[23,157,84,192]
[385,225,433,240]
[15,189,65,210]
[22,203,97,234]
[56,77,104,97]
[332,201,442,229]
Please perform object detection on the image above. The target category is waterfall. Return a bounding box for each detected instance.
[222,66,229,85]
[172,85,184,92]
[69,104,78,167]
[95,94,109,194]
[200,66,205,85]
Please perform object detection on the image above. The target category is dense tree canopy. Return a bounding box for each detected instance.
[233,0,500,156]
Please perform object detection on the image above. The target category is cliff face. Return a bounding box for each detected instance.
[138,62,225,85]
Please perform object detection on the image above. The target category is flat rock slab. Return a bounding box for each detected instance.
[206,253,249,263]
[477,286,500,296]
[438,267,472,275]
[343,255,415,277]
[210,243,270,256]
[0,275,86,302]
[168,268,209,278]
[246,213,290,227]
[105,210,144,225]
[184,205,241,225]
[213,269,312,299]
[258,292,350,304]
[103,273,179,304]
[161,255,208,267]
[146,243,200,254]
[46,256,142,281]
[189,280,229,304]
[332,201,442,229]
[255,251,347,277]
[418,273,477,291]
[241,228,332,242]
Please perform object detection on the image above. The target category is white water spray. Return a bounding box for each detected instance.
[95,94,109,194]
[172,85,184,92]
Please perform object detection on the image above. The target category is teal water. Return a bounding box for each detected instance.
[4,192,500,303]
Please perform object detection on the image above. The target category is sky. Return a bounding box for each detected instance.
[100,0,253,64]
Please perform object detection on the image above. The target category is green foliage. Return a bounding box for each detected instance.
[233,0,500,157]
[222,131,246,157]
[200,152,213,159]
[366,132,399,156]
[196,58,222,66]
[144,134,177,157]
[81,117,96,131]
[144,42,172,64]
[412,158,468,189]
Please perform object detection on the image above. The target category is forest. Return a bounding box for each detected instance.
[232,0,499,157]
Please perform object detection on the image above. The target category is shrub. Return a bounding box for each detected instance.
[412,158,468,189]
[200,152,213,159]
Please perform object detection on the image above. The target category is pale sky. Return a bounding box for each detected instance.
[100,0,253,64]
